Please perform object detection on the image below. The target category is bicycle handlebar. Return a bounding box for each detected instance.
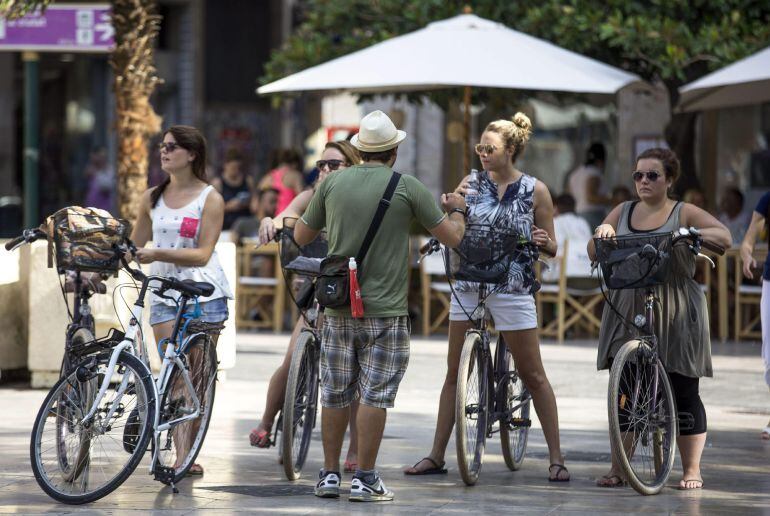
[4,228,47,251]
[673,227,725,256]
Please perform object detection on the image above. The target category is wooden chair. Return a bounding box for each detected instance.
[420,238,452,336]
[734,248,766,341]
[235,239,285,332]
[537,240,603,344]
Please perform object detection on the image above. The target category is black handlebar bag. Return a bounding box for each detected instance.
[315,172,402,309]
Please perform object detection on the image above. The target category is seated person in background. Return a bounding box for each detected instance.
[211,148,254,231]
[610,185,633,207]
[543,193,595,289]
[259,148,305,214]
[683,188,707,210]
[718,187,752,245]
[232,188,279,278]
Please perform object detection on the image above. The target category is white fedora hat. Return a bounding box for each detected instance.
[350,110,407,152]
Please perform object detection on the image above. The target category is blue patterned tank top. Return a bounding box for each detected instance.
[456,170,537,295]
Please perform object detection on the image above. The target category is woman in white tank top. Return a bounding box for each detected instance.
[131,125,233,476]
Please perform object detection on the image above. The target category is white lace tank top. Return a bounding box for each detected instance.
[149,184,234,306]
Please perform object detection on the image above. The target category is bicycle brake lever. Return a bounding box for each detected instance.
[697,253,716,269]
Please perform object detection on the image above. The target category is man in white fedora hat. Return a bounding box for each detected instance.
[295,109,466,501]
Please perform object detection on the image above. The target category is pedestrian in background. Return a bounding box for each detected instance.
[212,148,254,231]
[260,148,304,213]
[295,110,466,501]
[740,190,770,439]
[568,142,611,229]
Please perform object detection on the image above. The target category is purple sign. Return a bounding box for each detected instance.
[0,4,113,52]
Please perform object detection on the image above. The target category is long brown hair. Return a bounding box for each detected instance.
[150,125,209,207]
[325,140,361,165]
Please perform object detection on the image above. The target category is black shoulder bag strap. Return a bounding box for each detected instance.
[355,171,402,269]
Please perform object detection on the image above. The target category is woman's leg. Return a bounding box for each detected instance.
[404,320,472,473]
[344,400,360,467]
[249,317,306,446]
[669,372,707,489]
[501,328,569,480]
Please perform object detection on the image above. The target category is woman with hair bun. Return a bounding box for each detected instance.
[405,114,571,482]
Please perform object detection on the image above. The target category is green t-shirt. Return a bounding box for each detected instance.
[302,163,446,317]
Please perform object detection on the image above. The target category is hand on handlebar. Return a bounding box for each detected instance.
[258,217,277,246]
[594,224,616,239]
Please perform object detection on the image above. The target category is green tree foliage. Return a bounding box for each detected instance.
[262,0,770,186]
[0,0,53,19]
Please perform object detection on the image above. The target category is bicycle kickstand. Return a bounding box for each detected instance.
[154,465,179,494]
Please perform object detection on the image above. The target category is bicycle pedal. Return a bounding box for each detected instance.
[154,465,177,485]
[511,417,531,427]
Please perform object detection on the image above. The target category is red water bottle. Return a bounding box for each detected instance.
[349,257,364,318]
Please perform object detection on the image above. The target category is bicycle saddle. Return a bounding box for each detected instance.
[177,279,215,297]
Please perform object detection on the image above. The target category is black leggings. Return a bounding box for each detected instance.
[615,361,707,436]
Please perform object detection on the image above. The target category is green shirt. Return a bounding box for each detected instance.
[302,163,446,317]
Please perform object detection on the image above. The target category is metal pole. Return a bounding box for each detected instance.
[463,85,471,174]
[22,51,40,228]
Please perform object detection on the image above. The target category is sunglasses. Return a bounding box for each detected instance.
[316,159,346,171]
[158,142,182,153]
[632,170,662,182]
[474,143,498,155]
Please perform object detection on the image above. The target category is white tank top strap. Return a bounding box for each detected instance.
[197,184,214,212]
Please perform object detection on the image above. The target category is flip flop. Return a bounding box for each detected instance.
[548,463,570,482]
[344,460,358,473]
[679,478,703,490]
[249,428,272,448]
[596,474,626,487]
[404,457,448,475]
[761,426,770,440]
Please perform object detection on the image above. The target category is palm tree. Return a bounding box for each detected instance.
[1,0,163,221]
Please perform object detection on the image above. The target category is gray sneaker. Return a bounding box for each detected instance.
[349,475,394,502]
[314,470,341,498]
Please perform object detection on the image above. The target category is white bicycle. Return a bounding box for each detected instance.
[29,249,222,504]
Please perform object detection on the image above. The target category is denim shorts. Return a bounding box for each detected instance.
[149,297,229,326]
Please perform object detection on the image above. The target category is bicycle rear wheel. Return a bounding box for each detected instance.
[455,332,488,486]
[154,334,218,484]
[282,331,319,480]
[30,351,155,504]
[608,340,677,495]
[499,345,531,471]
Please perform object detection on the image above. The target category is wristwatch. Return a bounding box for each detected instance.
[449,207,467,217]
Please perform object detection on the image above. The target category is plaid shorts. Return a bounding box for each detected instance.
[320,315,411,409]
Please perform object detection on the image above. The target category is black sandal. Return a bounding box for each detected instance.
[548,463,570,482]
[404,457,448,476]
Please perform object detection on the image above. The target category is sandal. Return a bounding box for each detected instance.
[679,478,703,490]
[761,426,770,440]
[186,463,204,477]
[404,457,448,475]
[344,460,358,473]
[596,474,626,487]
[548,463,570,482]
[249,428,272,448]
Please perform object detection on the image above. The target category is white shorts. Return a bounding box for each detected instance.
[449,291,538,331]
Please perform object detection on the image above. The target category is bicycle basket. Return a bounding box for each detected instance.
[278,217,328,276]
[594,232,672,290]
[444,224,529,285]
[47,206,130,273]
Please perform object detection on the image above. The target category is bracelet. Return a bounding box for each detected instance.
[449,208,466,217]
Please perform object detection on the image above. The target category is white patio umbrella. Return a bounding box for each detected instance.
[258,13,640,169]
[678,45,770,112]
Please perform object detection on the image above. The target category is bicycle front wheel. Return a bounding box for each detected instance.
[455,332,488,486]
[154,334,218,484]
[282,331,319,480]
[608,340,677,495]
[30,351,155,505]
[499,346,531,471]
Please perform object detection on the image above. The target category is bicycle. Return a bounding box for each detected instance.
[29,246,222,504]
[421,224,543,486]
[272,217,328,480]
[593,226,724,495]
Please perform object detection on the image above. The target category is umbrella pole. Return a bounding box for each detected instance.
[463,85,471,174]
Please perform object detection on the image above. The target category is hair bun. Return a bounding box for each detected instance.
[512,112,532,131]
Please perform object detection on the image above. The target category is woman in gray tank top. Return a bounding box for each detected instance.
[588,148,731,490]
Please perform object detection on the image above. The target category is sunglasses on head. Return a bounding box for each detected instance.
[316,159,346,171]
[632,170,662,182]
[158,142,182,153]
[474,143,498,155]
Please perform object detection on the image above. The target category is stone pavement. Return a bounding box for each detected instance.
[1,334,769,515]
